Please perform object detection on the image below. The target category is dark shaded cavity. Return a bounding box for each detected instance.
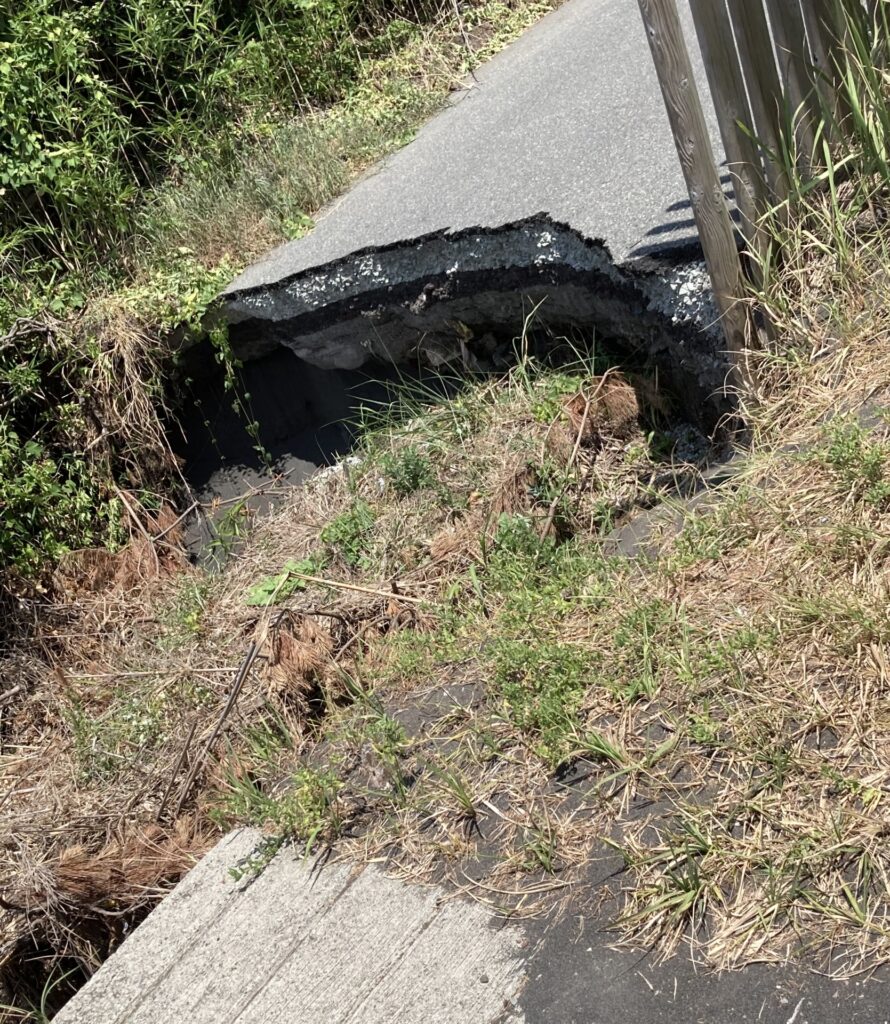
[174,216,732,553]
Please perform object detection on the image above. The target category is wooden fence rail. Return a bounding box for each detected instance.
[637,0,865,385]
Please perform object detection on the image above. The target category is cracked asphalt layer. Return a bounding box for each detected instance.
[225,0,722,297]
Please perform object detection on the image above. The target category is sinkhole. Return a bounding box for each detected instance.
[173,215,735,552]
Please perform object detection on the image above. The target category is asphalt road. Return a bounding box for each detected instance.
[226,0,722,296]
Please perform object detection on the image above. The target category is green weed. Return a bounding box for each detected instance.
[0,965,80,1024]
[611,599,674,702]
[688,708,723,747]
[321,499,376,568]
[529,370,587,423]
[66,692,168,783]
[489,637,593,767]
[428,761,479,825]
[214,763,343,851]
[158,579,210,650]
[371,623,461,685]
[669,489,755,569]
[818,416,890,506]
[379,446,435,497]
[521,819,559,874]
[621,816,716,935]
[579,728,629,768]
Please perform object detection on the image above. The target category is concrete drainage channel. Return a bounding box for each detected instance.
[177,215,732,540]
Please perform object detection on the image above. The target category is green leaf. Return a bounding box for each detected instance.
[244,554,326,606]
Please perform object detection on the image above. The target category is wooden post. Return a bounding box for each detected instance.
[726,0,788,203]
[637,0,751,389]
[800,0,848,128]
[764,0,819,166]
[688,0,765,252]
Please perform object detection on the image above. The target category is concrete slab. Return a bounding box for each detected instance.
[53,830,527,1024]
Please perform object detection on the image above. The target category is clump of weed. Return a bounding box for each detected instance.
[489,637,593,767]
[817,416,890,506]
[379,446,436,497]
[217,758,345,881]
[245,552,329,606]
[214,764,344,852]
[610,599,676,702]
[321,499,376,568]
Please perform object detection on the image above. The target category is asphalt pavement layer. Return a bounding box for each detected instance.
[224,0,722,298]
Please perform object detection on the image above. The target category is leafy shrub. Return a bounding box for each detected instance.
[0,0,443,296]
[0,424,111,577]
[0,259,227,581]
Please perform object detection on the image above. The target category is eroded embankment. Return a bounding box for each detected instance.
[173,215,731,557]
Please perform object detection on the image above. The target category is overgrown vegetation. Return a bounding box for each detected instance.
[0,0,556,592]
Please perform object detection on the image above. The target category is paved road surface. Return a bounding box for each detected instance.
[226,0,722,297]
[56,829,886,1024]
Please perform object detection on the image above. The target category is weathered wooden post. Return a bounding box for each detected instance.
[687,0,765,251]
[637,0,751,389]
[726,0,788,203]
[764,0,819,166]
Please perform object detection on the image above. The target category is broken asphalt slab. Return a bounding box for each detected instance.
[54,829,888,1024]
[219,0,732,404]
[184,0,737,533]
